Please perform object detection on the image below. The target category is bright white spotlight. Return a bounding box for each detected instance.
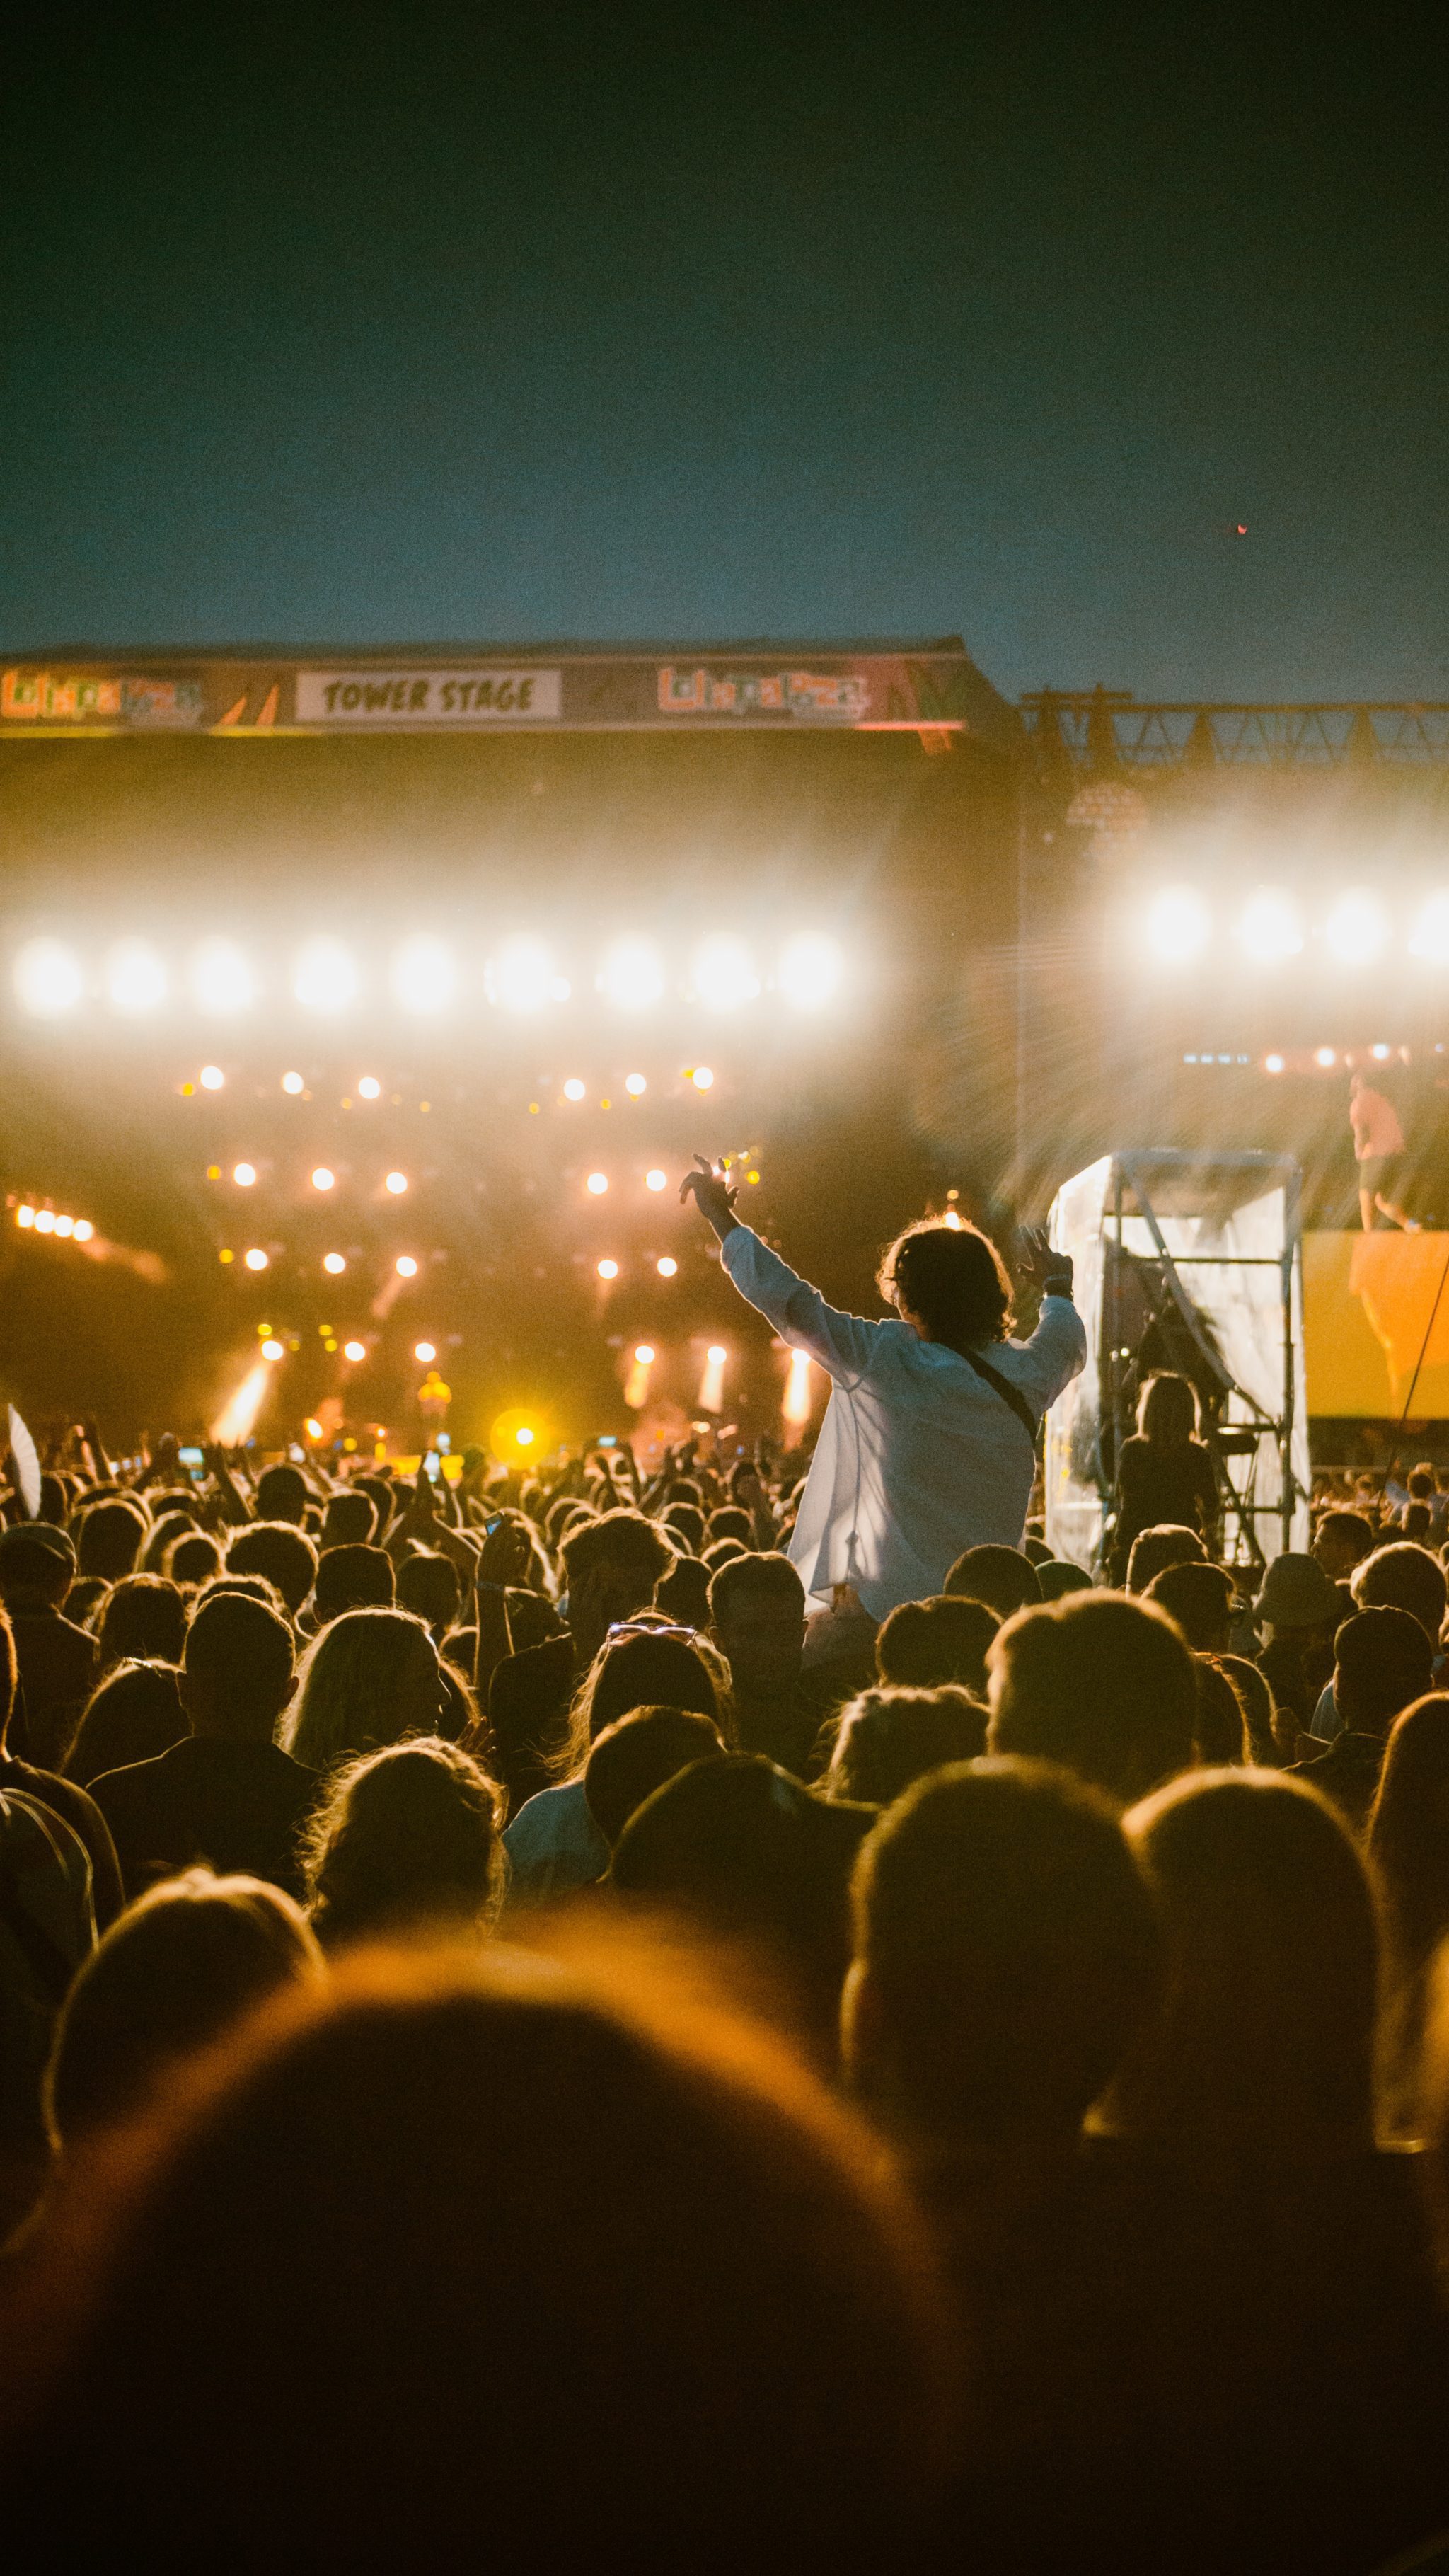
[323,1252,346,1275]
[625,1073,647,1096]
[1409,893,1449,964]
[384,1170,408,1195]
[391,933,456,1015]
[260,1338,284,1362]
[105,939,167,1013]
[487,936,555,1014]
[693,936,759,1011]
[414,1340,437,1362]
[635,1343,656,1364]
[16,1207,34,1228]
[778,933,843,1011]
[281,1070,305,1095]
[657,1255,677,1277]
[311,1166,335,1192]
[563,1078,587,1102]
[1315,1047,1337,1069]
[200,1064,226,1091]
[294,937,360,1013]
[690,1066,714,1092]
[698,1344,727,1413]
[586,1171,608,1195]
[783,1347,814,1433]
[233,1162,256,1188]
[395,1254,418,1278]
[33,1210,55,1234]
[343,1339,366,1362]
[707,1343,727,1364]
[192,938,255,1016]
[1324,890,1389,965]
[244,1248,269,1271]
[596,1258,619,1280]
[357,1074,381,1100]
[212,1360,270,1448]
[1237,889,1304,964]
[53,1214,74,1238]
[1145,888,1211,965]
[14,938,83,1018]
[73,1219,94,1243]
[645,1168,667,1192]
[599,936,665,1011]
[1264,1054,1286,1075]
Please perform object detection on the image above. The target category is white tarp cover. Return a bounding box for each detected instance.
[1046,1156,1310,1572]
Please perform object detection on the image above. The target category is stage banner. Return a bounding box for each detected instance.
[0,645,994,738]
[1303,1230,1449,1418]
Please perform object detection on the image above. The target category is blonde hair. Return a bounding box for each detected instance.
[284,1607,441,1772]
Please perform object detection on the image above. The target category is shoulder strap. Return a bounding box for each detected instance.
[957,1345,1040,1447]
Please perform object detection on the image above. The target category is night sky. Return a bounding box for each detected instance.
[6,6,1445,701]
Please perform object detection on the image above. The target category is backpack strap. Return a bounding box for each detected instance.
[958,1346,1040,1448]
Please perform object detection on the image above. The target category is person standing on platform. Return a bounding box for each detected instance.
[679,1158,1085,1622]
[1351,1070,1416,1231]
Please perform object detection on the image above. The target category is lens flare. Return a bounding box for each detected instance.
[693,936,759,1011]
[1324,890,1390,965]
[778,933,843,1011]
[1145,888,1211,965]
[391,934,456,1014]
[487,936,555,1014]
[106,939,167,1013]
[192,938,255,1015]
[599,937,665,1011]
[14,938,83,1018]
[1237,889,1304,964]
[294,938,360,1013]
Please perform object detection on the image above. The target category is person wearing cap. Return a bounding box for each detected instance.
[1250,1553,1342,1742]
[1289,1606,1433,1834]
[0,1523,98,1773]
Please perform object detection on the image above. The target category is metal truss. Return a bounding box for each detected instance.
[1020,687,1449,771]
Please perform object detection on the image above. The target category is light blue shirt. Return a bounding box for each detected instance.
[721,1225,1086,1619]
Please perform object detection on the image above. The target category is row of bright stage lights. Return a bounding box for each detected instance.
[1145,886,1449,967]
[11,933,845,1020]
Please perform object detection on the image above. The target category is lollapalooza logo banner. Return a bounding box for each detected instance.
[0,650,974,735]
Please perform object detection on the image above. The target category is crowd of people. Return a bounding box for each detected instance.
[3,1184,1449,2570]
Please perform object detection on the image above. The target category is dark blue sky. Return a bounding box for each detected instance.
[5,5,1445,701]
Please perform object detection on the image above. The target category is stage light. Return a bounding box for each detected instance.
[1371,1042,1391,1059]
[645,1168,667,1192]
[106,938,167,1013]
[778,933,843,1011]
[323,1252,346,1275]
[384,1171,408,1195]
[343,1339,366,1362]
[294,937,359,1013]
[563,1078,587,1101]
[395,1254,418,1277]
[33,1210,55,1234]
[212,1359,270,1448]
[690,1066,715,1091]
[1145,888,1211,964]
[1324,890,1389,965]
[693,936,759,1011]
[587,1171,608,1195]
[261,1338,284,1361]
[516,1427,535,1447]
[53,1214,74,1238]
[783,1347,814,1433]
[492,1406,542,1457]
[698,1345,727,1413]
[488,936,555,1014]
[599,936,665,1011]
[192,938,254,1016]
[200,1064,226,1091]
[596,1257,619,1279]
[625,1073,647,1096]
[244,1248,268,1271]
[657,1255,677,1277]
[311,1166,335,1192]
[391,933,456,1015]
[281,1070,304,1095]
[304,1418,324,1441]
[15,938,83,1018]
[1237,889,1304,964]
[1265,1053,1286,1074]
[16,1206,34,1227]
[1409,894,1449,964]
[357,1075,381,1099]
[635,1343,655,1364]
[414,1340,437,1362]
[1315,1047,1337,1069]
[233,1163,256,1188]
[73,1219,93,1242]
[943,1209,963,1230]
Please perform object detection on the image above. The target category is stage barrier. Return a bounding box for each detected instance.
[1046,1151,1310,1575]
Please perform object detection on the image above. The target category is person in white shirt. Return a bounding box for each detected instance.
[679,1159,1086,1622]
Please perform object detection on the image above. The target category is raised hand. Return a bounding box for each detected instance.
[679,1154,739,1241]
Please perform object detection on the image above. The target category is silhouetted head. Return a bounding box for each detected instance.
[1334,1606,1434,1737]
[285,1609,447,1772]
[944,1545,1041,1621]
[987,1593,1197,1807]
[182,1593,295,1744]
[584,1707,726,1848]
[66,1662,187,1788]
[313,1543,396,1626]
[1136,1373,1199,1444]
[226,1521,318,1616]
[303,1738,501,1946]
[878,1220,1013,1351]
[1125,1523,1206,1594]
[876,1595,998,1693]
[824,1688,986,1807]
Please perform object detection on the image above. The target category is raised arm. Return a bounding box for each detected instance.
[1000,1227,1086,1410]
[679,1157,887,1385]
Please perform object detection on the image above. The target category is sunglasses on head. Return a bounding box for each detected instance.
[606,1619,698,1645]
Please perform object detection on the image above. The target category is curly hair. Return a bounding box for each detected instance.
[877,1221,1013,1352]
[303,1737,502,1947]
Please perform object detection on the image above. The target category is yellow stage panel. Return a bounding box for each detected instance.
[1304,1231,1449,1418]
